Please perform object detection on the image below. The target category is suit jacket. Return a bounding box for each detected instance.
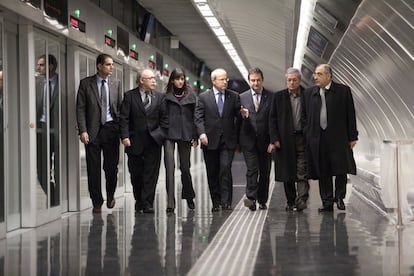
[194,88,241,150]
[119,88,168,155]
[301,81,358,179]
[269,86,305,181]
[76,75,122,142]
[239,88,273,152]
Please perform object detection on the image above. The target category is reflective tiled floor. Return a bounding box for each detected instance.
[2,154,414,275]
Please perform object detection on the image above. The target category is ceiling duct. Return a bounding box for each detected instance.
[313,2,338,34]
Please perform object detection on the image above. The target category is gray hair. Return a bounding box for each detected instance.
[211,68,227,81]
[285,67,302,80]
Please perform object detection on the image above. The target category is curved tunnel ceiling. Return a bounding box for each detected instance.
[136,0,361,92]
[137,0,299,91]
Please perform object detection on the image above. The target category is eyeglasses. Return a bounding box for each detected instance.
[215,78,229,82]
[141,76,155,80]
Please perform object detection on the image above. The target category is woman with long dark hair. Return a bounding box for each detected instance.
[164,68,198,213]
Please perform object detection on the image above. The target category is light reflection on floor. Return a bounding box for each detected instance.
[1,156,414,275]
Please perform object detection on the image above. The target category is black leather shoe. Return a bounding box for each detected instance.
[211,206,220,212]
[285,205,295,212]
[295,200,307,211]
[244,198,256,211]
[107,198,115,209]
[318,206,334,212]
[143,207,154,213]
[259,203,267,210]
[166,207,174,213]
[187,199,195,210]
[222,204,233,211]
[337,199,346,210]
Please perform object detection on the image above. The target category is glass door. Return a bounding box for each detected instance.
[0,20,5,231]
[33,33,64,212]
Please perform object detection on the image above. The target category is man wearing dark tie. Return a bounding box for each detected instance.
[239,68,273,211]
[194,68,241,212]
[301,64,358,212]
[76,54,123,213]
[36,54,59,206]
[119,69,168,213]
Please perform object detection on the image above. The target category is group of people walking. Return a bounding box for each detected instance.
[76,53,358,214]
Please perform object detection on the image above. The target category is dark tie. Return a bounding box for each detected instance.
[320,88,327,129]
[101,80,107,125]
[49,80,53,104]
[217,91,224,116]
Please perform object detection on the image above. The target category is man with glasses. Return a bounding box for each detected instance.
[301,64,358,212]
[120,68,168,213]
[195,68,241,212]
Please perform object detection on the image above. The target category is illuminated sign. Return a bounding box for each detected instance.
[70,15,86,32]
[162,69,169,76]
[129,49,138,60]
[148,60,155,69]
[105,35,116,48]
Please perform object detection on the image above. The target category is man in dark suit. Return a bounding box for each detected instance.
[119,68,168,213]
[76,54,123,213]
[270,68,309,212]
[194,68,241,212]
[301,64,358,212]
[239,68,273,211]
[36,54,60,206]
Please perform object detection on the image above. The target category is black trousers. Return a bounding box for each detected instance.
[318,129,347,207]
[37,123,59,206]
[127,141,162,210]
[85,121,120,208]
[164,139,195,208]
[243,145,271,205]
[203,140,235,207]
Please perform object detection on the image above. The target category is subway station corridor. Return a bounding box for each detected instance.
[2,154,414,276]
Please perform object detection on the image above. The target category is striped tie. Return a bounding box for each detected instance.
[144,91,151,110]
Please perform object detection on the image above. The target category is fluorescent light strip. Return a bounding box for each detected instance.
[293,0,317,69]
[192,0,248,81]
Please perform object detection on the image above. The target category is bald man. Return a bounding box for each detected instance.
[301,64,358,212]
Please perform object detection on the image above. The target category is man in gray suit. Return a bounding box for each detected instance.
[76,53,123,213]
[239,68,273,211]
[194,68,241,212]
